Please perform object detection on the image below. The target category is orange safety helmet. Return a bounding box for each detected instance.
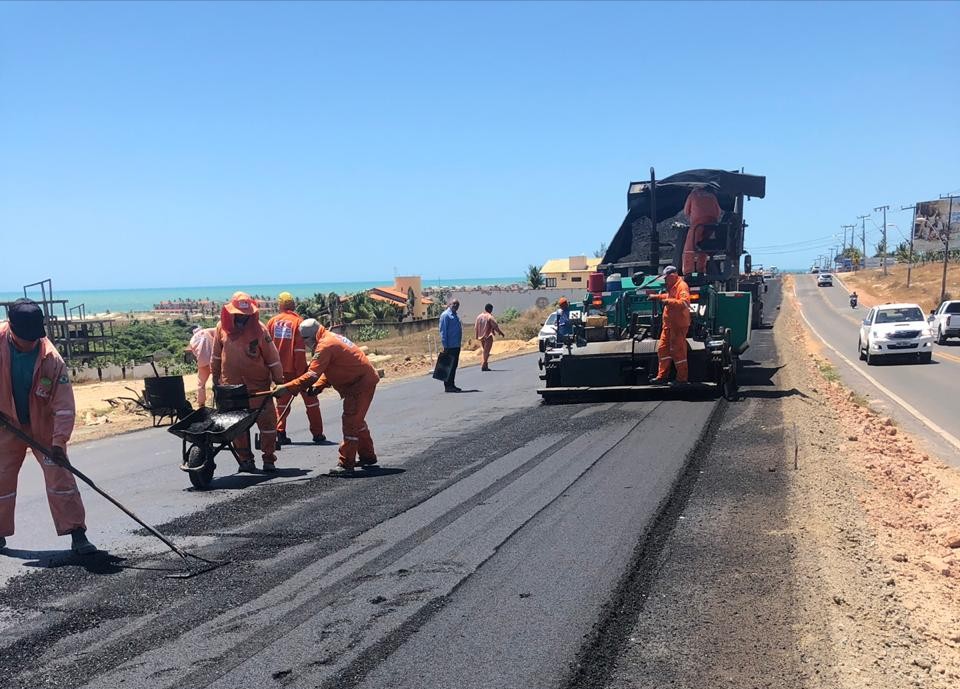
[224,292,259,316]
[558,297,569,308]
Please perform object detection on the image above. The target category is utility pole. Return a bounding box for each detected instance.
[938,194,958,304]
[874,206,890,275]
[901,204,916,288]
[840,225,857,253]
[858,215,870,270]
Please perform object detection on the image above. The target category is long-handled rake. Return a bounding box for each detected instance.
[0,410,228,578]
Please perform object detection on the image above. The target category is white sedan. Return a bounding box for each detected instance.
[817,273,833,287]
[858,303,934,365]
[538,310,582,352]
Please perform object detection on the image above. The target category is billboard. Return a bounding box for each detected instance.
[912,199,960,252]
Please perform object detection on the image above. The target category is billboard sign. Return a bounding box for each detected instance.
[912,199,960,252]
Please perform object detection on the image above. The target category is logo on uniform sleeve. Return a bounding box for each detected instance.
[247,340,259,356]
[58,373,70,385]
[336,335,355,348]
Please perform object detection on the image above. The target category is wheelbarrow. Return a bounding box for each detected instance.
[168,384,272,490]
[113,358,192,427]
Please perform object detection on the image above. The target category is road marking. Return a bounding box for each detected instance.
[792,279,960,453]
[824,276,960,364]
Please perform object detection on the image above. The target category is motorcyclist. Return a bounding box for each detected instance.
[850,291,858,308]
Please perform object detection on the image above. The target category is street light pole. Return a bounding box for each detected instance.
[938,194,958,304]
[901,204,916,288]
[874,206,890,275]
[841,225,855,270]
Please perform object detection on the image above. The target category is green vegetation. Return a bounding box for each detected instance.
[816,359,840,383]
[355,325,389,341]
[526,264,544,289]
[499,307,521,323]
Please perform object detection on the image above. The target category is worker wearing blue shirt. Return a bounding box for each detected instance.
[438,299,463,392]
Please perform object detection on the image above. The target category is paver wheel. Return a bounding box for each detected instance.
[187,444,215,490]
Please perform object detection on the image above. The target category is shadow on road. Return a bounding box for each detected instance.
[201,467,313,491]
[739,388,809,400]
[12,549,128,576]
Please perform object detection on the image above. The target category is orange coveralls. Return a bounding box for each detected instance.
[283,328,379,469]
[265,309,323,438]
[211,316,284,463]
[0,324,86,538]
[653,277,692,383]
[474,312,505,369]
[682,188,722,275]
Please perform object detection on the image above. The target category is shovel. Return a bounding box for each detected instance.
[0,410,227,579]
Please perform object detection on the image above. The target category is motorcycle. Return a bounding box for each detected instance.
[849,295,858,308]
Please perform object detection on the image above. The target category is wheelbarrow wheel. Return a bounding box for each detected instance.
[186,445,215,490]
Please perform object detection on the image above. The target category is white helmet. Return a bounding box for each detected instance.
[299,318,320,340]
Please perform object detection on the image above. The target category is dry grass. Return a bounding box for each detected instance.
[842,262,960,312]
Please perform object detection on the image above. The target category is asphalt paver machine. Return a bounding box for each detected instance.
[537,168,766,402]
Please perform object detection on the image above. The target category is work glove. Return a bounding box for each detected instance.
[49,444,71,468]
[305,383,327,397]
[271,384,288,398]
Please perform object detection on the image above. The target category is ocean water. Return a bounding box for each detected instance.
[0,277,523,316]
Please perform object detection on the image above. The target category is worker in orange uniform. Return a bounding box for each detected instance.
[648,266,692,386]
[474,303,505,371]
[265,292,324,445]
[189,325,216,407]
[272,325,379,475]
[0,299,96,554]
[211,292,285,473]
[682,185,722,275]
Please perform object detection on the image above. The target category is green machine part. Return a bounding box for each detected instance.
[714,291,753,353]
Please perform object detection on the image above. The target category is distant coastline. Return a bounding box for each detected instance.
[0,277,524,317]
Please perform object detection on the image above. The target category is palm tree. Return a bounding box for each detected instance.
[526,264,544,289]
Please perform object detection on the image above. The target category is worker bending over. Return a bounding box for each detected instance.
[273,325,379,475]
[682,185,722,275]
[189,325,216,407]
[0,299,96,554]
[212,292,284,473]
[649,266,692,386]
[266,292,324,445]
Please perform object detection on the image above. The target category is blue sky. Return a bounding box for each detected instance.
[1,1,957,289]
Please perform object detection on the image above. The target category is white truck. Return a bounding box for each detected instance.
[928,300,960,344]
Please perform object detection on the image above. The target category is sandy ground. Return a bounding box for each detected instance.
[68,339,537,444]
[841,262,959,312]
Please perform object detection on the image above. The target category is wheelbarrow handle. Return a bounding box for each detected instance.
[248,390,275,399]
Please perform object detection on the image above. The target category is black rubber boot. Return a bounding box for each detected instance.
[70,528,98,555]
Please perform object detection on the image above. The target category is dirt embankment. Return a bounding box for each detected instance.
[841,263,959,312]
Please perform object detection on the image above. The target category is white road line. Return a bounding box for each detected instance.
[792,280,960,453]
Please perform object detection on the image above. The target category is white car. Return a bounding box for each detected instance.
[538,310,581,352]
[858,303,933,365]
[817,273,833,287]
[928,300,960,344]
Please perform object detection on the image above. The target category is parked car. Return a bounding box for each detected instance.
[858,303,933,365]
[538,309,582,351]
[817,273,833,287]
[928,300,960,344]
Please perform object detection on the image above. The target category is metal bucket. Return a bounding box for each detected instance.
[213,384,250,412]
[144,376,188,412]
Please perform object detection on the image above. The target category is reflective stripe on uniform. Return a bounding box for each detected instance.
[343,435,359,442]
[0,491,16,501]
[268,361,282,368]
[294,348,306,353]
[306,371,319,379]
[47,487,78,496]
[305,402,320,409]
[54,410,73,416]
[260,430,277,435]
[211,355,221,360]
[675,359,687,364]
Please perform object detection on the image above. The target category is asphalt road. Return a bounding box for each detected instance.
[0,330,726,687]
[793,274,960,467]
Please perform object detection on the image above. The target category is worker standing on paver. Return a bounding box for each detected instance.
[649,266,691,386]
[682,185,722,275]
[474,303,505,372]
[555,298,573,341]
[212,292,284,473]
[439,299,462,393]
[188,325,216,407]
[272,325,379,475]
[0,299,96,555]
[266,292,324,446]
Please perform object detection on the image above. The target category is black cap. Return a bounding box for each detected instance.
[8,298,46,341]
